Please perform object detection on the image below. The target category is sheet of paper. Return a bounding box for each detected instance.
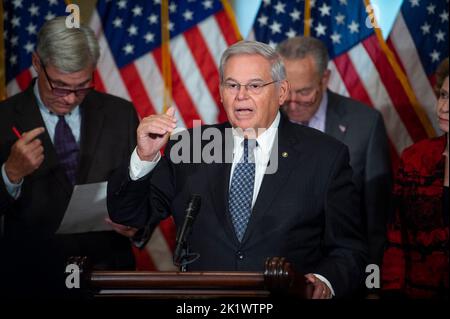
[56,182,113,234]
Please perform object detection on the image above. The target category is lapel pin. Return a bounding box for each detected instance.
[282,152,288,158]
[338,124,347,133]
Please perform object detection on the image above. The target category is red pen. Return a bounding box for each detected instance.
[12,126,22,139]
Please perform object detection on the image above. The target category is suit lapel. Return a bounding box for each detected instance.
[325,91,348,141]
[14,83,72,195]
[242,117,300,244]
[206,124,238,243]
[77,94,105,183]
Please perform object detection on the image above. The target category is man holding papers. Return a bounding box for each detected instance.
[0,17,138,296]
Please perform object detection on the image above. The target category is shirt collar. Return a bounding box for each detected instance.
[232,111,280,155]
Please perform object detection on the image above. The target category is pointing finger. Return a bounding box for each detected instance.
[21,127,45,144]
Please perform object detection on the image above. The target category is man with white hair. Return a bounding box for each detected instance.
[108,40,368,299]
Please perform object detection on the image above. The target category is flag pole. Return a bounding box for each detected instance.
[0,1,6,100]
[304,0,311,36]
[364,0,436,138]
[161,0,172,113]
[220,0,242,41]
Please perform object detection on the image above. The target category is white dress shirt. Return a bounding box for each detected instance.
[229,112,279,207]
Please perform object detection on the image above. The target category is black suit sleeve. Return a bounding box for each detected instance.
[364,112,392,266]
[0,138,17,216]
[107,143,175,229]
[315,144,368,298]
[0,176,15,215]
[127,105,139,154]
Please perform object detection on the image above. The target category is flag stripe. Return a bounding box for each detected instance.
[93,70,107,93]
[132,246,156,271]
[215,10,241,46]
[90,10,132,102]
[171,34,218,124]
[369,13,437,139]
[152,48,202,127]
[346,42,413,153]
[362,35,428,143]
[160,217,177,251]
[333,53,373,107]
[327,61,350,98]
[6,79,20,97]
[198,15,229,68]
[388,13,439,133]
[332,53,402,163]
[134,53,187,127]
[15,69,33,92]
[183,25,224,123]
[146,226,177,271]
[120,63,157,118]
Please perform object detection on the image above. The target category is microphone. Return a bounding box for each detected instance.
[173,194,201,268]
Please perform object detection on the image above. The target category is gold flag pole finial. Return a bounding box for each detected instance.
[304,0,311,36]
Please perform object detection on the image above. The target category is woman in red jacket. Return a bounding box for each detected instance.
[382,58,449,298]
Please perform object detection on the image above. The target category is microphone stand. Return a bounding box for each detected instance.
[173,194,201,271]
[176,243,200,272]
[179,245,188,272]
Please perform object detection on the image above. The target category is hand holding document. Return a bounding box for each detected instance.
[56,182,113,234]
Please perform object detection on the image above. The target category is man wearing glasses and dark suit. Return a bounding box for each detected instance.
[0,17,139,297]
[107,40,368,299]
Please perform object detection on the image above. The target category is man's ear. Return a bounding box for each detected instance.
[31,52,40,73]
[321,69,331,89]
[219,84,224,103]
[278,79,290,105]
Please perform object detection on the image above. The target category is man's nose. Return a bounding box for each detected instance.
[236,85,250,99]
[63,92,77,104]
[285,99,299,111]
[288,90,296,98]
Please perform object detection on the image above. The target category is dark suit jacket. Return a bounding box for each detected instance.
[0,82,139,278]
[325,91,392,266]
[108,114,368,298]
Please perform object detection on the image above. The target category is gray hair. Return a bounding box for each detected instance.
[219,40,286,83]
[36,16,100,72]
[276,36,329,77]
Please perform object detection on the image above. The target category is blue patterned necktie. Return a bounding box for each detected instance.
[229,139,256,242]
[54,115,79,185]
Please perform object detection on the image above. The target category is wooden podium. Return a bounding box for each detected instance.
[70,257,310,299]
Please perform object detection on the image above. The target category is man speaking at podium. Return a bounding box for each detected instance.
[108,41,367,299]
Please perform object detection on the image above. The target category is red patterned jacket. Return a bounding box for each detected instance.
[382,135,449,298]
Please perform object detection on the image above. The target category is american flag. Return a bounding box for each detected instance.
[387,0,448,136]
[249,0,442,166]
[2,0,67,96]
[1,0,241,271]
[90,0,239,124]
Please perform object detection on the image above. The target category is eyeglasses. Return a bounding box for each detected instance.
[222,80,278,95]
[289,84,322,99]
[40,60,94,97]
